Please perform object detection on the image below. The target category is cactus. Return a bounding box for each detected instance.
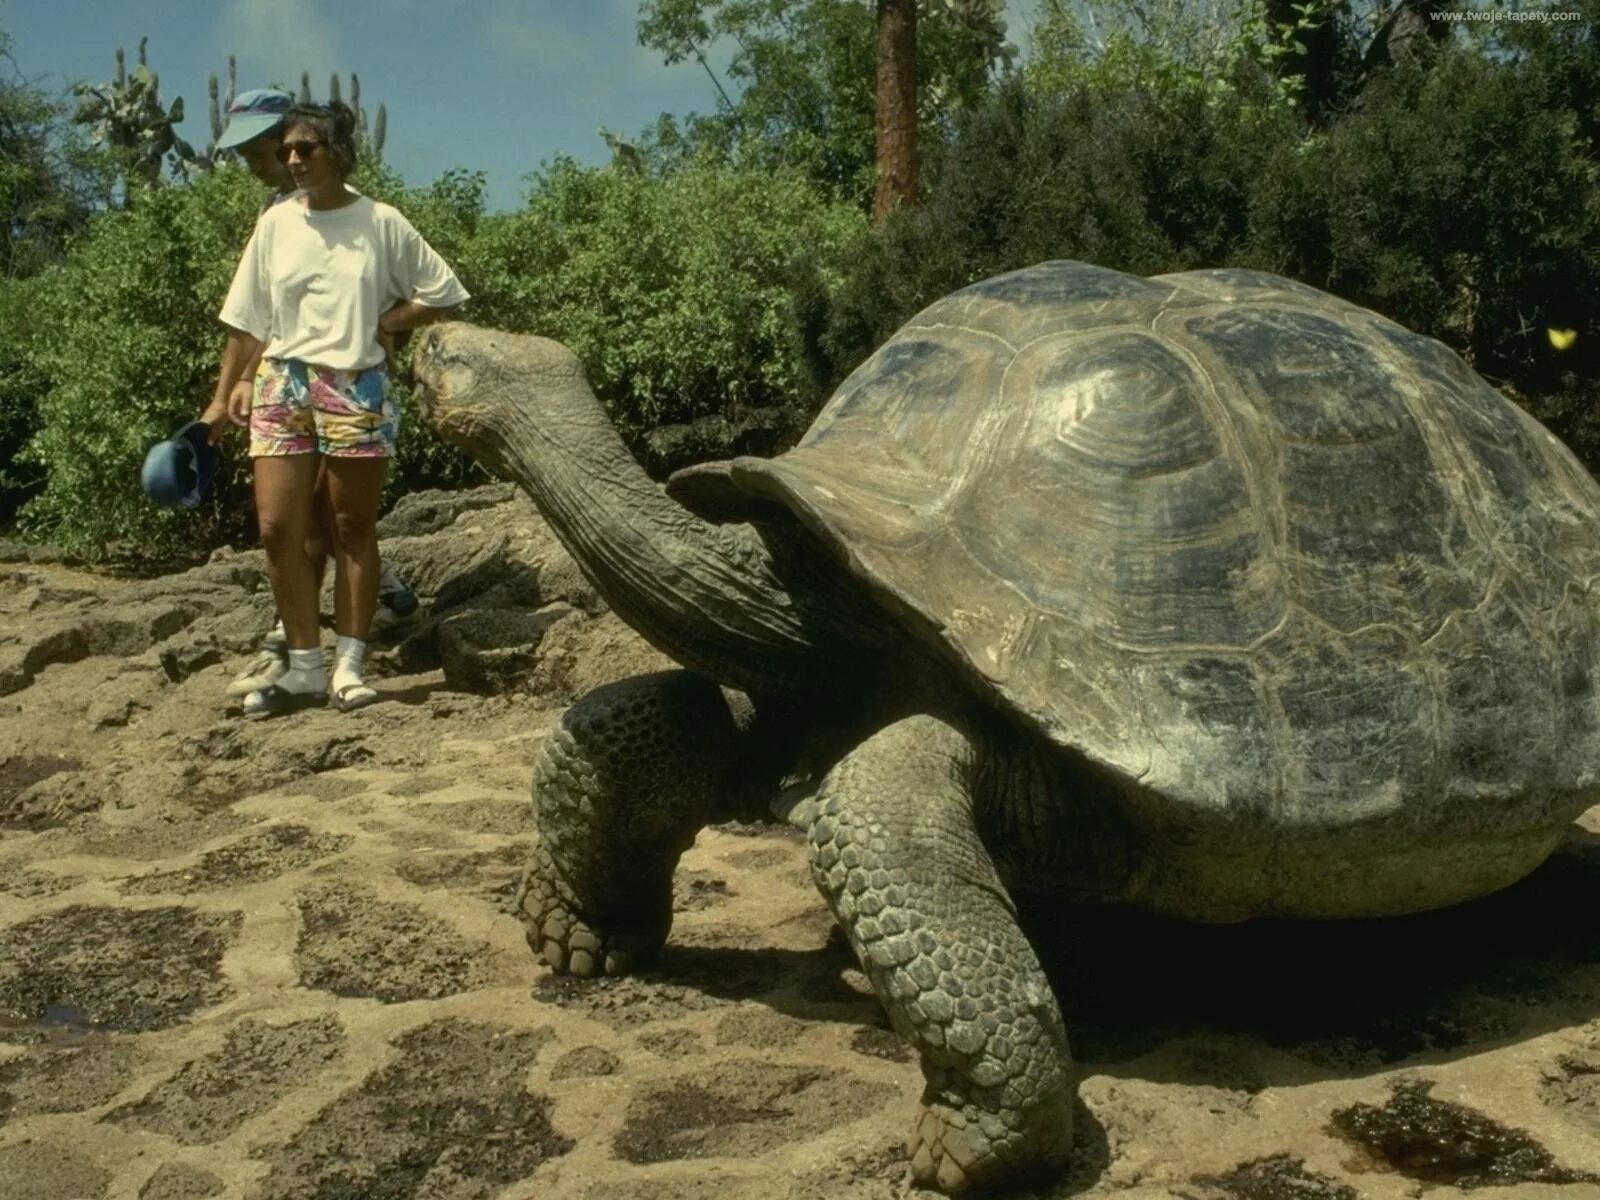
[206,55,237,151]
[72,36,203,197]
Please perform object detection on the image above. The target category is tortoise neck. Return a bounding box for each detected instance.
[430,348,825,693]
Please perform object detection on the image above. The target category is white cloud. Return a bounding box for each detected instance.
[212,0,344,101]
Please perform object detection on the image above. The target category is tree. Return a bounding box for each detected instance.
[71,38,203,198]
[638,0,1015,208]
[874,0,918,219]
[0,29,109,278]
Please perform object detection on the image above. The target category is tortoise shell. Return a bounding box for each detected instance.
[673,261,1600,831]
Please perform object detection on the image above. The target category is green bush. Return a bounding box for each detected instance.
[12,160,494,560]
[460,157,867,469]
[820,66,1299,379]
[0,272,54,524]
[1246,50,1600,394]
[17,165,263,561]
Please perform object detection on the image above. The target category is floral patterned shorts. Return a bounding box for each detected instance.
[248,357,399,458]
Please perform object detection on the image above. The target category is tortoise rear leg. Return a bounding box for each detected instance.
[518,670,777,976]
[807,714,1074,1193]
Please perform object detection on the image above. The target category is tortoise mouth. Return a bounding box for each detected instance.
[410,325,479,436]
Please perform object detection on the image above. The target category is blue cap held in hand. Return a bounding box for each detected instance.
[140,421,220,509]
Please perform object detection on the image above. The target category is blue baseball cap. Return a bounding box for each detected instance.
[216,88,294,150]
[141,421,221,509]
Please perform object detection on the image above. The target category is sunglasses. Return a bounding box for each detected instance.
[275,139,325,164]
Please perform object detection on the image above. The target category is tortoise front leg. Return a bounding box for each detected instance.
[807,714,1074,1193]
[517,670,776,976]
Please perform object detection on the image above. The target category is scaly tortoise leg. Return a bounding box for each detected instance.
[516,669,772,976]
[806,713,1075,1193]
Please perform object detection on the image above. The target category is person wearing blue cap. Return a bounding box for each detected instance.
[198,88,420,708]
[209,99,467,718]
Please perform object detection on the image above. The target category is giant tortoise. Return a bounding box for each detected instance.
[413,261,1600,1192]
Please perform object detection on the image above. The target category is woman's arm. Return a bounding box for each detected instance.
[379,299,459,337]
[201,328,264,441]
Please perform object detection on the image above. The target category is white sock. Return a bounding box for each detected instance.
[333,636,368,695]
[276,646,326,695]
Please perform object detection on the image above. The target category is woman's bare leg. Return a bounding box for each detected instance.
[323,456,388,639]
[253,455,322,649]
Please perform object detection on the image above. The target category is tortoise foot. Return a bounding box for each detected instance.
[909,1093,1072,1194]
[515,838,670,977]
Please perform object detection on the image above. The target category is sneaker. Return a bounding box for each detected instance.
[225,640,290,698]
[377,564,420,620]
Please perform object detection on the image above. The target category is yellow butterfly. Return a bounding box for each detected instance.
[1548,327,1578,351]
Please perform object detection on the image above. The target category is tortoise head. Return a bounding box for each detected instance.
[412,323,597,456]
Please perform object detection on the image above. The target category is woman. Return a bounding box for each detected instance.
[209,101,468,717]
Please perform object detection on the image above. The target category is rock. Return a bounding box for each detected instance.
[5,768,108,829]
[376,483,517,537]
[438,603,576,694]
[528,610,675,703]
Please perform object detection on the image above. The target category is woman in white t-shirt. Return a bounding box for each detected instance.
[213,101,469,718]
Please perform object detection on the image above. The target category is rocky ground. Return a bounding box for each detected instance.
[3,486,1600,1200]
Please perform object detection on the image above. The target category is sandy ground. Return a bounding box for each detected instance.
[4,493,1600,1200]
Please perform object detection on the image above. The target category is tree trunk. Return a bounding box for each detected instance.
[873,0,918,223]
[1362,0,1453,77]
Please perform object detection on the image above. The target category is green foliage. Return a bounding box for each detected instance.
[461,156,867,465]
[0,29,113,279]
[1246,47,1600,388]
[71,38,204,196]
[822,59,1299,368]
[636,0,1015,206]
[355,165,490,498]
[16,166,263,560]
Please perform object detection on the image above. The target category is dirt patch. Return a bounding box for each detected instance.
[674,870,732,912]
[0,1036,144,1120]
[403,796,532,835]
[1331,1077,1600,1188]
[1188,1156,1358,1200]
[849,1025,913,1063]
[120,825,353,895]
[63,810,252,862]
[530,948,787,1031]
[550,1044,620,1080]
[639,1027,704,1059]
[294,882,495,1003]
[0,1139,113,1200]
[1541,1042,1600,1133]
[138,1163,223,1199]
[0,863,80,898]
[251,1018,569,1200]
[0,905,240,1038]
[392,842,528,894]
[106,1015,344,1143]
[715,1007,809,1049]
[613,1057,896,1163]
[0,754,81,825]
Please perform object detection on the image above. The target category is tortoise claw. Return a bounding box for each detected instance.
[515,837,669,977]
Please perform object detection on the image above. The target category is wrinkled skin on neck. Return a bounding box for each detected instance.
[411,323,904,703]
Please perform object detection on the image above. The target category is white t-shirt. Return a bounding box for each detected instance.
[220,193,469,371]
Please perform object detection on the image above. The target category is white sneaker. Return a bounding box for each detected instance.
[224,642,289,698]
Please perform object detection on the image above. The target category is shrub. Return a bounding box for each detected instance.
[460,157,867,470]
[18,166,263,561]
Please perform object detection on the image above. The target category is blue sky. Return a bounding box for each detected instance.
[5,0,1041,212]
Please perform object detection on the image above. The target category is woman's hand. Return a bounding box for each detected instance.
[199,397,231,445]
[227,378,253,428]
